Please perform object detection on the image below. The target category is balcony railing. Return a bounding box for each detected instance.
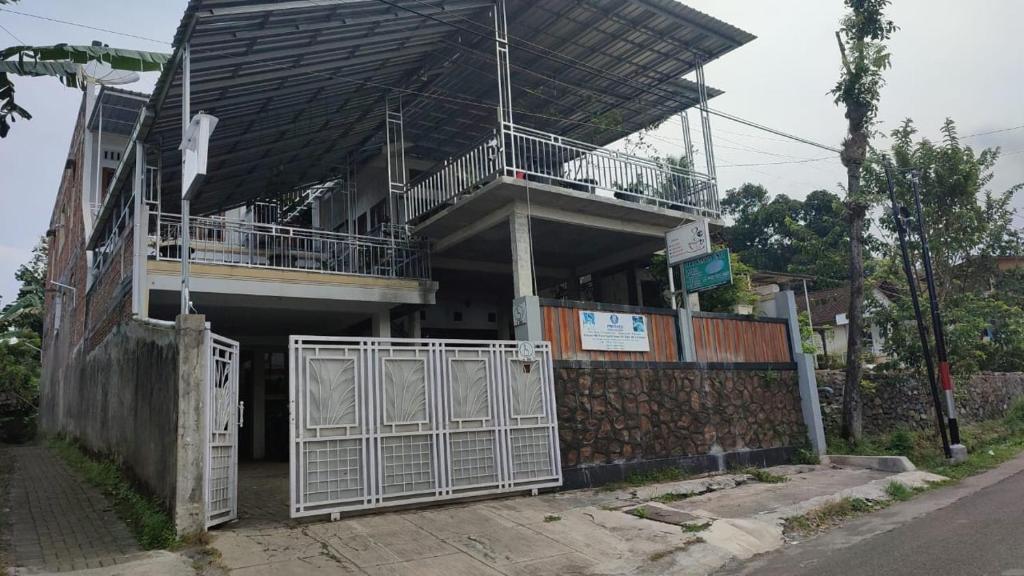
[407,126,719,221]
[150,214,430,280]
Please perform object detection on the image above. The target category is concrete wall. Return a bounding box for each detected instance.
[818,370,1024,436]
[42,319,180,505]
[555,363,806,486]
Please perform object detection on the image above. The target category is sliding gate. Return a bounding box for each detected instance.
[289,337,562,518]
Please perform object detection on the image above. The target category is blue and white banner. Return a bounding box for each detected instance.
[578,310,650,352]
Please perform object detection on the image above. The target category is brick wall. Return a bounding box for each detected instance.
[555,364,806,469]
[85,229,134,351]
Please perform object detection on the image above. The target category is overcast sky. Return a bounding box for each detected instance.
[1,1,1022,304]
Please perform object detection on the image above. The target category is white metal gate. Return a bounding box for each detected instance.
[289,337,562,518]
[205,332,240,528]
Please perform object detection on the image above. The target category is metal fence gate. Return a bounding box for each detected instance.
[205,332,240,528]
[289,337,562,518]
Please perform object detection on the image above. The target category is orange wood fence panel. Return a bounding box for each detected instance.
[691,315,793,363]
[541,304,679,362]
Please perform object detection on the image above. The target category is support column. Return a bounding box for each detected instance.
[371,310,391,338]
[252,350,266,460]
[408,311,422,339]
[775,290,826,457]
[132,142,148,318]
[174,314,206,536]
[494,0,513,173]
[385,95,407,228]
[180,43,192,315]
[510,205,541,341]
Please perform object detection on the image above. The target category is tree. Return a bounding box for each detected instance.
[831,0,897,444]
[0,238,47,442]
[721,184,857,286]
[869,118,1024,378]
[1,43,170,137]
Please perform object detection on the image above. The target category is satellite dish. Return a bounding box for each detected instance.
[81,60,140,85]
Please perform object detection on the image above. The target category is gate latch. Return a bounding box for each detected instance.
[238,400,245,428]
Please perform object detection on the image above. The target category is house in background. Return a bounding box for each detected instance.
[806,285,892,366]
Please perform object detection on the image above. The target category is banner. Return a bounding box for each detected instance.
[578,310,650,352]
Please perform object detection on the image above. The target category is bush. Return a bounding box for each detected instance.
[886,429,914,455]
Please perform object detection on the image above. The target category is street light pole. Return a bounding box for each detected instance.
[908,171,967,461]
[884,158,951,459]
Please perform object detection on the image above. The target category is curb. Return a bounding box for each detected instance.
[827,454,917,473]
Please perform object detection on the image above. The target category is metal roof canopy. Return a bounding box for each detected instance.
[145,0,754,215]
[87,86,148,136]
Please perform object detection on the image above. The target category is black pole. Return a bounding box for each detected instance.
[884,159,951,458]
[908,171,962,445]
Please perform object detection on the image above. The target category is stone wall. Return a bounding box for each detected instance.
[817,370,1024,436]
[555,363,806,477]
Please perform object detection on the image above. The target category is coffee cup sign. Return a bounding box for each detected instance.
[665,219,711,265]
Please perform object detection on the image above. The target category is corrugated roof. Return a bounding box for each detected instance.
[141,0,754,215]
[86,86,148,136]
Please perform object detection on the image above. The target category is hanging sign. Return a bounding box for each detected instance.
[665,219,711,265]
[578,310,651,352]
[683,249,733,293]
[180,112,219,200]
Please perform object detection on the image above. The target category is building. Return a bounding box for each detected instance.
[41,0,824,534]
[806,285,892,365]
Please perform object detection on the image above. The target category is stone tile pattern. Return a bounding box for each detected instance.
[818,370,1024,436]
[555,367,805,467]
[2,445,141,572]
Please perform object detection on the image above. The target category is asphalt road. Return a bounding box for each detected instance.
[720,454,1024,576]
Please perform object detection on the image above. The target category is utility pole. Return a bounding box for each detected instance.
[884,159,951,459]
[908,171,967,462]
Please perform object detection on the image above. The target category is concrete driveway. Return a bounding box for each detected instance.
[211,463,944,575]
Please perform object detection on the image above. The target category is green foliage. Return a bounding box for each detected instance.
[869,119,1024,378]
[744,467,787,484]
[721,185,858,287]
[885,480,914,502]
[886,429,914,455]
[647,249,758,313]
[783,497,879,536]
[792,447,821,466]
[798,311,817,355]
[1,239,46,442]
[49,437,177,549]
[1,43,170,137]
[682,521,711,533]
[543,514,561,523]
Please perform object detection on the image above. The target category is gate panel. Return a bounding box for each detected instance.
[205,332,240,528]
[289,338,561,518]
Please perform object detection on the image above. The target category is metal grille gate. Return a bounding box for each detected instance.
[289,337,562,518]
[205,332,240,528]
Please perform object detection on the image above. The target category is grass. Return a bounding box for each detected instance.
[744,467,788,484]
[682,521,712,533]
[48,437,177,550]
[543,514,561,523]
[783,497,880,536]
[651,491,693,503]
[599,466,692,492]
[828,398,1024,482]
[647,537,705,562]
[884,480,915,502]
[631,506,649,519]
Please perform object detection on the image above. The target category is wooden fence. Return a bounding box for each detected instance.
[540,300,679,362]
[691,312,793,363]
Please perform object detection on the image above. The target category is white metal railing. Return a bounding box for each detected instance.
[407,133,500,221]
[150,214,430,280]
[407,126,720,221]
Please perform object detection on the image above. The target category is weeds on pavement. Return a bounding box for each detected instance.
[783,497,880,536]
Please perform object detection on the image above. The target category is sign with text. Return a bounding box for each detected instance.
[578,310,651,352]
[683,249,733,293]
[665,219,710,265]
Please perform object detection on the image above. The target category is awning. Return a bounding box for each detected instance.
[143,0,754,215]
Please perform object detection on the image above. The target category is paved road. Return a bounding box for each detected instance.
[720,454,1024,576]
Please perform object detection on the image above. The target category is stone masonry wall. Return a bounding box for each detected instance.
[555,365,806,469]
[817,370,1024,436]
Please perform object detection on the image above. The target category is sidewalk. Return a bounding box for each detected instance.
[0,443,193,575]
[210,462,945,575]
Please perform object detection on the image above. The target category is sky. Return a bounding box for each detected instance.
[1,0,1022,304]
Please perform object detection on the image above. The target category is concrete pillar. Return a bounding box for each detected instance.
[774,291,827,456]
[509,205,535,299]
[512,295,542,341]
[408,311,422,338]
[174,314,207,536]
[371,309,391,338]
[252,350,266,460]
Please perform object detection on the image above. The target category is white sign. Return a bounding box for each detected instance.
[579,310,650,352]
[665,219,710,265]
[180,112,219,200]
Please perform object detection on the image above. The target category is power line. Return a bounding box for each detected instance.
[0,21,24,44]
[964,124,1024,139]
[0,7,168,45]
